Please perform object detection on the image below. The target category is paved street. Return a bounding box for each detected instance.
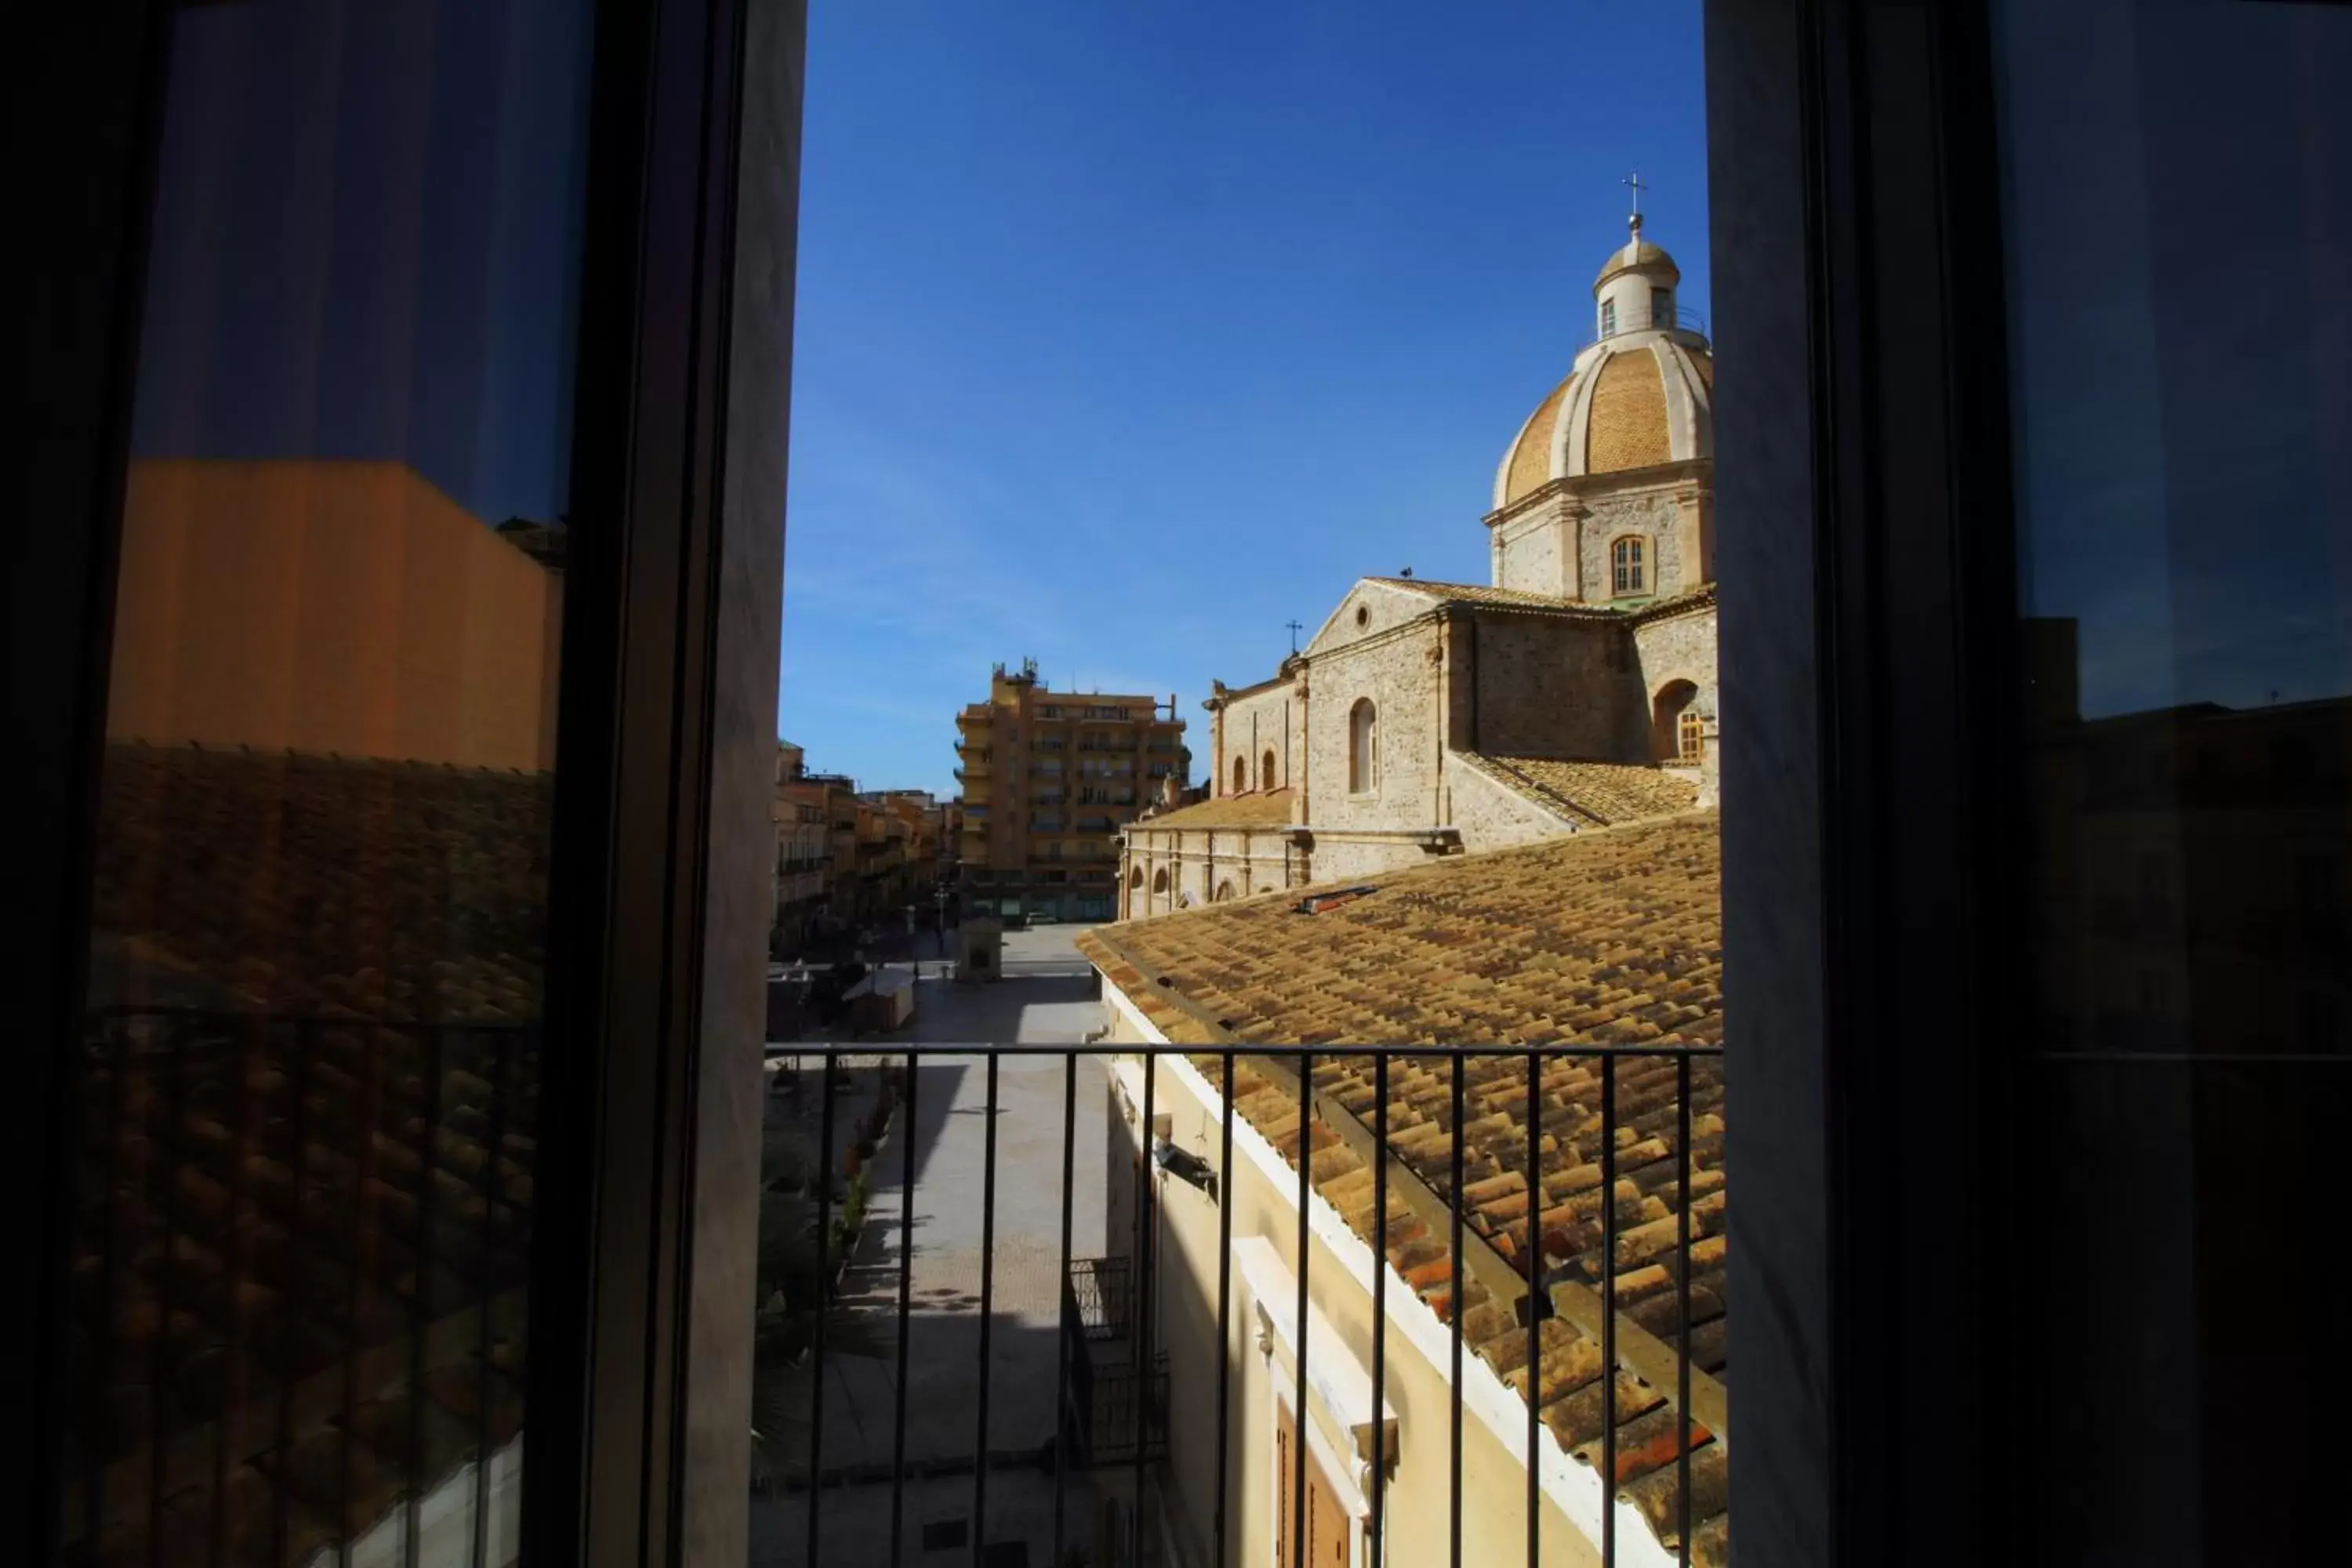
[751,925,1116,1566]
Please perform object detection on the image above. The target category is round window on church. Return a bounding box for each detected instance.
[1355,604,1370,628]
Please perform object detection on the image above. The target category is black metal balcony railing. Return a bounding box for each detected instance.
[1069,1255,1132,1340]
[67,1007,532,1568]
[769,1042,1726,1568]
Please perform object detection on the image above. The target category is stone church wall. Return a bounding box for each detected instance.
[1297,834,1450,885]
[1494,495,1569,597]
[1215,681,1294,796]
[1634,606,1717,709]
[1443,753,1581,850]
[1119,828,1294,920]
[1579,484,1686,601]
[1304,620,1444,833]
[1468,611,1643,760]
[1633,602,1719,763]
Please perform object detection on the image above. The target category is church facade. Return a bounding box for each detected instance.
[1119,219,1721,919]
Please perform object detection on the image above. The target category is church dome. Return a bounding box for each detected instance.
[1492,217,1713,514]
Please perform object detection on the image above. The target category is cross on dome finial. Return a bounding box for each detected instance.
[1624,170,1648,234]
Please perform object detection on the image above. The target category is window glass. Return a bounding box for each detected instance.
[1994,1,2350,1558]
[64,4,593,1566]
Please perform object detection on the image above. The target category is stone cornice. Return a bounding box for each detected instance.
[1480,456,1715,531]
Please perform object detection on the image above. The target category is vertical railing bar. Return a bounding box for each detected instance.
[1135,1051,1156,1558]
[212,1017,263,1568]
[889,1054,918,1567]
[403,1027,447,1568]
[971,1052,1000,1566]
[1291,1050,1309,1568]
[338,1026,386,1568]
[1213,1049,1234,1568]
[274,1021,317,1568]
[1676,1053,1694,1568]
[1369,1052,1388,1568]
[86,1019,131,1555]
[805,1051,840,1568]
[1601,1054,1619,1567]
[1450,1050,1465,1568]
[147,1018,190,1568]
[473,1027,517,1568]
[1524,1048,1541,1568]
[1051,1055,1077,1567]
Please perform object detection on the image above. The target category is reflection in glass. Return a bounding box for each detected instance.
[64,3,590,1566]
[2000,0,2352,1061]
[1995,2,2350,1562]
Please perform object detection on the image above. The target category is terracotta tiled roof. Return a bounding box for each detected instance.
[77,745,538,1564]
[1131,789,1294,832]
[1082,815,1729,1562]
[93,743,550,1020]
[1214,1050,1728,1565]
[1359,577,1599,612]
[1457,753,1700,828]
[1078,812,1720,1047]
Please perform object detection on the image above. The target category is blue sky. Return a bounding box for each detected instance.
[781,1,1710,795]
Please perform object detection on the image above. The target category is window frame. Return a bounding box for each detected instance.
[1613,534,1649,596]
[1708,0,2026,1562]
[5,2,804,1564]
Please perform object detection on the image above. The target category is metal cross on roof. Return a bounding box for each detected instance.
[1624,169,1648,223]
[1286,619,1304,654]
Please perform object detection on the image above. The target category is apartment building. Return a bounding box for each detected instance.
[956,659,1189,923]
[772,743,829,953]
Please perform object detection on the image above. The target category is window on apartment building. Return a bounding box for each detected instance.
[1348,699,1377,793]
[1612,534,1646,594]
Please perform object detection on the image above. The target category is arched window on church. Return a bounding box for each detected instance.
[1653,679,1699,763]
[1679,710,1705,763]
[1261,749,1276,790]
[1232,755,1247,794]
[1214,880,1236,903]
[1151,867,1169,895]
[1613,535,1647,596]
[1348,699,1377,793]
